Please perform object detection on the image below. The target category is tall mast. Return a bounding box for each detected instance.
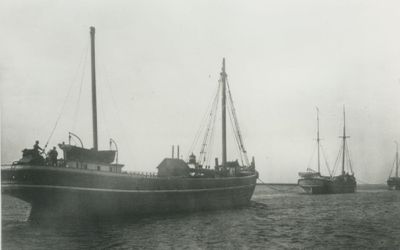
[316,107,320,173]
[221,58,227,167]
[90,26,98,150]
[340,106,348,175]
[395,141,399,178]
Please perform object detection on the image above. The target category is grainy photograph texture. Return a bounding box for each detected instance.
[1,0,400,249]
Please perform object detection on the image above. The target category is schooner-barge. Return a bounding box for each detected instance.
[1,27,258,218]
[387,142,400,190]
[298,108,356,194]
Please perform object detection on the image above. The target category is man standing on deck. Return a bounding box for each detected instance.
[48,146,58,166]
[33,140,43,157]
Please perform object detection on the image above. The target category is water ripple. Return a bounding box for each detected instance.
[2,185,400,249]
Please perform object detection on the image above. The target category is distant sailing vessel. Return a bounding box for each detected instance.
[298,107,356,194]
[298,108,332,194]
[387,142,400,190]
[1,27,258,218]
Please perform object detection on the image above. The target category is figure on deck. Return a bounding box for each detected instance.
[33,140,43,157]
[48,146,58,166]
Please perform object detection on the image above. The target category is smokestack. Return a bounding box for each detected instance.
[172,145,175,158]
[177,145,180,159]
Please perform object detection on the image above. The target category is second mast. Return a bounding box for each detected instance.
[90,26,99,150]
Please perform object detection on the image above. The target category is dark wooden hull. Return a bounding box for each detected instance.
[298,175,356,194]
[2,165,257,218]
[329,175,357,193]
[298,177,330,194]
[387,177,400,190]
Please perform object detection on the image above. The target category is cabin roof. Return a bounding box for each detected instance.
[59,144,116,164]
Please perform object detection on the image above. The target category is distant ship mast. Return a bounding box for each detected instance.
[340,106,349,175]
[316,108,321,173]
[90,26,99,150]
[395,141,399,178]
[221,58,227,167]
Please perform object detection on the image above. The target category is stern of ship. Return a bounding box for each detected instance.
[387,177,400,190]
[298,177,331,194]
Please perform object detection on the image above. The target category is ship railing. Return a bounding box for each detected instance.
[124,171,158,178]
[1,164,16,170]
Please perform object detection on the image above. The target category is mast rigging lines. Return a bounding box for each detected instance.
[190,61,250,167]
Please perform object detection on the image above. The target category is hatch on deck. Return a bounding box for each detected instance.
[157,158,190,177]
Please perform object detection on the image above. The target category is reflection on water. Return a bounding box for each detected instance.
[2,185,400,249]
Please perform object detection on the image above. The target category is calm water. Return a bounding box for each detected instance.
[2,185,400,249]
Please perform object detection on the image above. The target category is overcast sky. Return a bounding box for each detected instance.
[1,0,400,183]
